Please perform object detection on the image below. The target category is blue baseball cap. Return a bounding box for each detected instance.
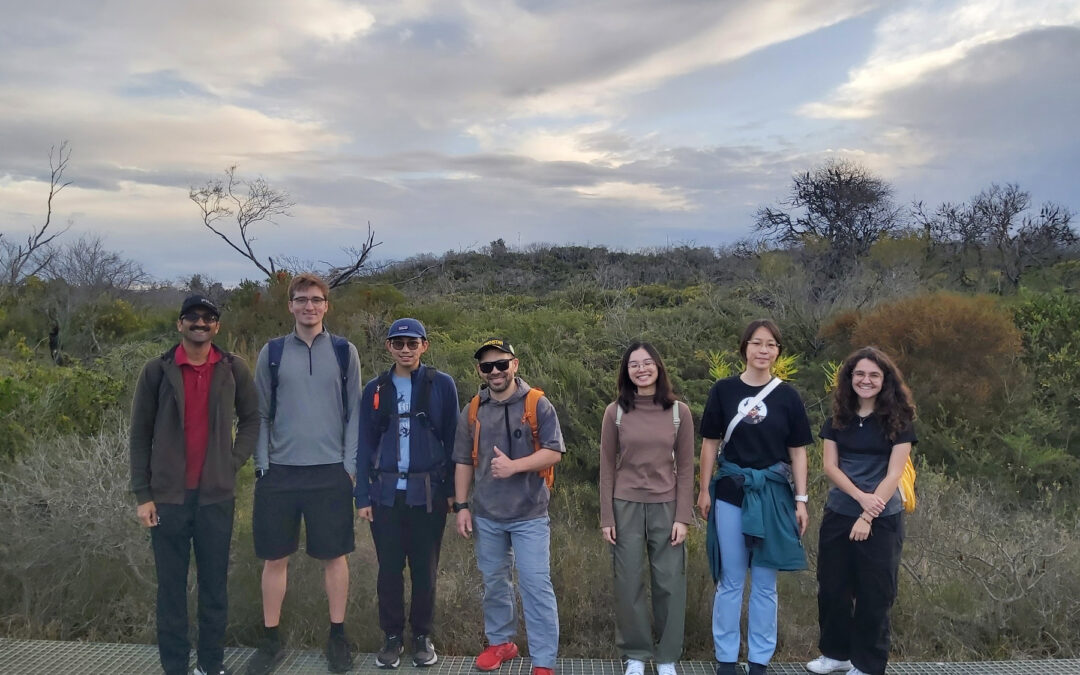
[387,318,427,339]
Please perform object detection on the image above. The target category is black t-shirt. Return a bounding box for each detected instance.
[820,415,917,517]
[701,376,813,505]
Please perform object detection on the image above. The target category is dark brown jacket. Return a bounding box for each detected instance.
[129,344,259,506]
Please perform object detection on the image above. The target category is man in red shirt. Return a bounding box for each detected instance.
[130,295,260,675]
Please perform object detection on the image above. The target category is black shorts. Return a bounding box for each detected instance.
[253,466,355,560]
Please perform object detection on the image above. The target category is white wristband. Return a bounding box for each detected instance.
[794,494,809,503]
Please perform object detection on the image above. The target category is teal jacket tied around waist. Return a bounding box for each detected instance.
[706,460,807,582]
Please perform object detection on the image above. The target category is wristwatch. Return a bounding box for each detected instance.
[452,501,469,513]
[794,494,809,503]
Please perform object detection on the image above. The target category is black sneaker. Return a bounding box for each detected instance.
[411,634,437,667]
[194,666,232,675]
[246,637,285,675]
[375,634,404,669]
[714,664,739,675]
[747,663,768,675]
[325,632,354,673]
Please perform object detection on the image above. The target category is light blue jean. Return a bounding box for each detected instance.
[713,499,778,665]
[474,515,560,668]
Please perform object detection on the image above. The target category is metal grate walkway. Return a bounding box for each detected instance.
[1,639,1077,675]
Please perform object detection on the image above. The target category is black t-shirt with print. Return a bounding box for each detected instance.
[820,415,917,517]
[701,376,813,505]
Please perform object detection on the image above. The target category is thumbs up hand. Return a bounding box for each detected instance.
[490,445,516,479]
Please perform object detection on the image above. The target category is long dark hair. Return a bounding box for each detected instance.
[832,346,916,441]
[616,341,677,412]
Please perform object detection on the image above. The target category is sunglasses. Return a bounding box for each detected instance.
[389,338,422,350]
[478,359,513,374]
[181,312,219,324]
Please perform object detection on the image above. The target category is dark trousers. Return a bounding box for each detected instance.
[816,509,903,675]
[150,491,234,675]
[370,491,447,637]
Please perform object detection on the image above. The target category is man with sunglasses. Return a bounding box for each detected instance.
[355,318,460,669]
[452,338,565,675]
[130,295,259,675]
[247,274,362,675]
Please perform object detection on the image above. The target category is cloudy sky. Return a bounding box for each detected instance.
[2,0,1078,283]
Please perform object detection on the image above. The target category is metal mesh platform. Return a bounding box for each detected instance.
[1,639,1078,675]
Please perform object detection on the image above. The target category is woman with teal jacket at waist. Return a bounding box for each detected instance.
[697,319,812,675]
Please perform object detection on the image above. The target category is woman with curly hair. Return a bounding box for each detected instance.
[806,347,917,675]
[599,342,695,675]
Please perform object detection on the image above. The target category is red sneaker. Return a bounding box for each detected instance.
[475,642,519,671]
[533,668,555,675]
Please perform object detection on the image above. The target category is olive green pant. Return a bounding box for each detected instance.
[611,499,687,663]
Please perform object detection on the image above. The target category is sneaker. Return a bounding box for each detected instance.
[747,664,768,675]
[412,634,438,667]
[376,634,404,669]
[845,669,868,675]
[806,656,853,674]
[194,666,232,675]
[714,664,738,675]
[533,668,554,675]
[245,637,285,675]
[475,642,519,671]
[656,664,676,675]
[624,660,645,675]
[325,632,354,673]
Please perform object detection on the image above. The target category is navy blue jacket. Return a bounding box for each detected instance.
[354,364,459,510]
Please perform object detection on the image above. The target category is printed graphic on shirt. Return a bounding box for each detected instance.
[737,397,768,424]
[398,391,410,438]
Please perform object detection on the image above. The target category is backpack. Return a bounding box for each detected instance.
[370,367,443,469]
[899,455,917,513]
[614,402,681,473]
[267,334,352,422]
[468,387,553,488]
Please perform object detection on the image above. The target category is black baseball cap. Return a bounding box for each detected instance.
[474,337,515,360]
[179,295,220,319]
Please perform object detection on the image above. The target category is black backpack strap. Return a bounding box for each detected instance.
[329,333,351,420]
[412,367,440,443]
[266,337,287,422]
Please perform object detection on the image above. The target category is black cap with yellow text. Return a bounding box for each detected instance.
[474,337,515,360]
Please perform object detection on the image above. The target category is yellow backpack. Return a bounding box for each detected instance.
[899,456,917,513]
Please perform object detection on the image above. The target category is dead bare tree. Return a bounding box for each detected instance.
[189,165,295,279]
[191,167,381,286]
[1,142,72,289]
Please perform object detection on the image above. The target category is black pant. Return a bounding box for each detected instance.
[816,509,903,675]
[150,491,234,675]
[370,491,447,636]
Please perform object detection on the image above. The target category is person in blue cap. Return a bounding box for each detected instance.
[356,318,460,669]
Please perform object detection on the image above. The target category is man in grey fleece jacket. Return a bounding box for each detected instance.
[246,274,361,675]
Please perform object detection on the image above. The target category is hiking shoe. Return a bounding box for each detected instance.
[657,663,676,675]
[376,634,404,669]
[806,656,853,674]
[714,664,738,675]
[412,634,438,667]
[747,663,768,675]
[475,642,519,671]
[325,631,354,673]
[624,659,645,675]
[245,637,284,675]
[194,665,232,675]
[533,668,555,675]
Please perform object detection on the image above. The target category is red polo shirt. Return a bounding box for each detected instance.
[174,345,222,490]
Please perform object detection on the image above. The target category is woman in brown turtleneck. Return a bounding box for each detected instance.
[599,342,696,675]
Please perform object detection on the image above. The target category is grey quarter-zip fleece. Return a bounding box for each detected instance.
[253,330,361,475]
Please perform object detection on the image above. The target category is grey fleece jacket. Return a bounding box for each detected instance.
[254,330,361,475]
[452,378,565,522]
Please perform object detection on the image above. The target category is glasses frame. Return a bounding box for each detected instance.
[478,358,513,374]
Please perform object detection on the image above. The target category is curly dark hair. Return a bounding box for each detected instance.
[616,341,677,412]
[832,346,917,441]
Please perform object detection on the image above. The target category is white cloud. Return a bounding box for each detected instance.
[569,181,694,211]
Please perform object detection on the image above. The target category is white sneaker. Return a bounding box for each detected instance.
[805,655,852,674]
[657,663,677,675]
[845,668,868,675]
[624,659,645,675]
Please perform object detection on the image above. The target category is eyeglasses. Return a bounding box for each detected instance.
[290,296,326,306]
[747,339,779,350]
[181,312,219,324]
[627,359,655,370]
[478,359,513,374]
[389,338,422,350]
[853,370,883,381]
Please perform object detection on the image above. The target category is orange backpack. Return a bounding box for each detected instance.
[468,387,554,488]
